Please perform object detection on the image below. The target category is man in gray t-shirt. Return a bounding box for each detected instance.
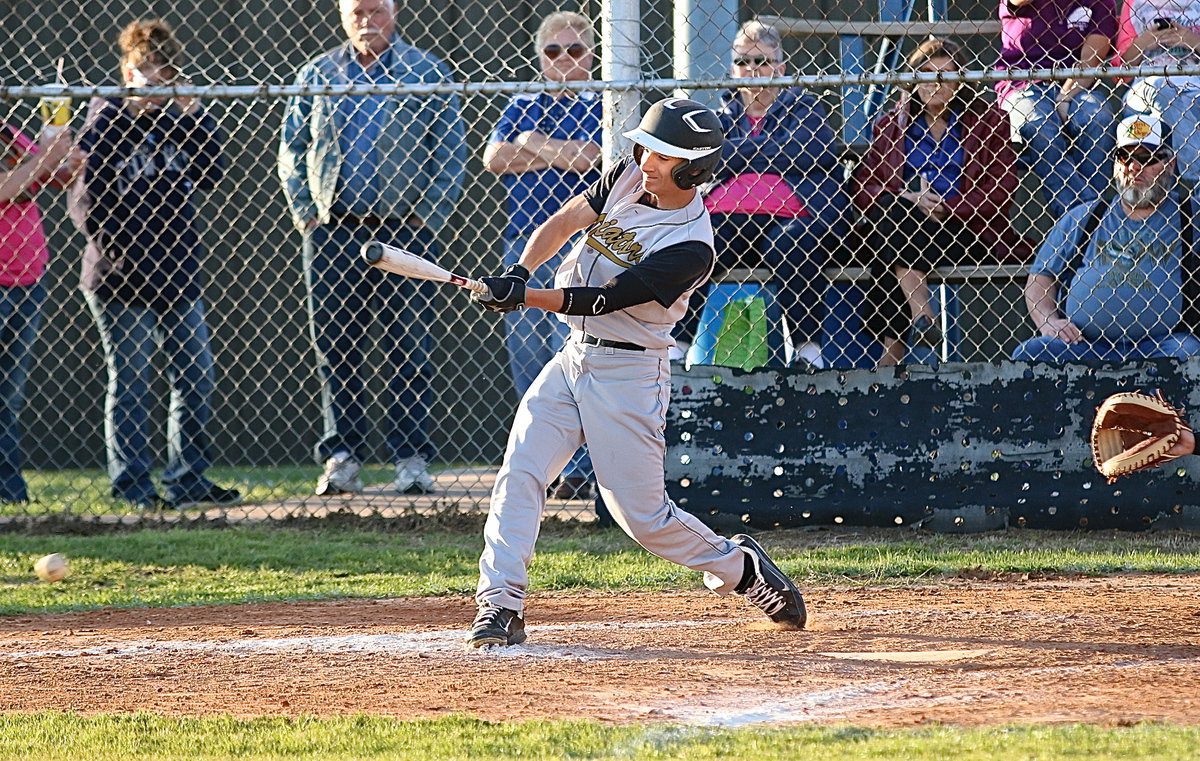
[1013,113,1200,361]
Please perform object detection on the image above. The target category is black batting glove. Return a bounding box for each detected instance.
[473,275,526,313]
[501,263,531,283]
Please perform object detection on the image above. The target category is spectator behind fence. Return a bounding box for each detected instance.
[279,0,466,497]
[996,0,1118,217]
[1120,0,1200,184]
[853,39,1030,367]
[1012,113,1200,361]
[482,11,599,501]
[679,19,848,368]
[69,19,239,511]
[1,124,81,504]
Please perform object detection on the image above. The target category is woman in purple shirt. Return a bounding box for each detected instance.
[997,0,1118,217]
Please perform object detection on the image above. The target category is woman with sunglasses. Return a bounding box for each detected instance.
[483,11,600,502]
[681,20,848,369]
[69,19,239,510]
[852,38,1030,367]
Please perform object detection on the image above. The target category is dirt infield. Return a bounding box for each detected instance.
[1,574,1198,727]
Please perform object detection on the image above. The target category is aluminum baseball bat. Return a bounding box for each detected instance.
[361,242,487,294]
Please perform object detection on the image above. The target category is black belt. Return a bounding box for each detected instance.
[328,213,393,227]
[580,334,646,352]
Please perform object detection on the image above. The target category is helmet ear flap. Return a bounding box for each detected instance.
[670,162,696,190]
[670,152,720,190]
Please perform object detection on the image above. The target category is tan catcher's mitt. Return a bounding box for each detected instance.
[1091,391,1192,483]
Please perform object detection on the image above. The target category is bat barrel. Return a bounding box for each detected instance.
[361,241,384,265]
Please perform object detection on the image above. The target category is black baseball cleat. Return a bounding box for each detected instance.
[732,534,807,630]
[465,604,527,648]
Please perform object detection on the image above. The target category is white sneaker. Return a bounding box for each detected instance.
[315,452,363,496]
[394,455,435,494]
[668,340,690,362]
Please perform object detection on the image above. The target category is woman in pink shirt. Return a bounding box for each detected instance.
[0,124,79,503]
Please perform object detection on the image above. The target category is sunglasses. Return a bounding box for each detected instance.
[732,55,780,67]
[1116,150,1170,166]
[542,43,589,60]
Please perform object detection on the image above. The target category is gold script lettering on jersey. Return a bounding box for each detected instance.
[555,162,715,350]
[586,213,646,266]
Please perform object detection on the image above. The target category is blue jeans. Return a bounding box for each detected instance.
[500,236,590,480]
[85,293,218,503]
[1126,77,1200,184]
[305,220,436,464]
[1011,333,1200,362]
[1004,84,1116,218]
[0,283,45,503]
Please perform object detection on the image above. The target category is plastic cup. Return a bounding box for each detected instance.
[38,87,71,137]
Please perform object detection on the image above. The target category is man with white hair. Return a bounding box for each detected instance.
[279,0,466,496]
[1013,113,1200,362]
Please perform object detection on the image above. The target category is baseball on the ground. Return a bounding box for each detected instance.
[33,553,69,583]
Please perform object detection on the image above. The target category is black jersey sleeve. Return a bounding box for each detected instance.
[583,159,632,214]
[626,240,714,307]
[557,241,713,315]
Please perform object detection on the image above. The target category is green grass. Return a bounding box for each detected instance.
[1,525,1198,616]
[0,715,1197,760]
[0,465,424,516]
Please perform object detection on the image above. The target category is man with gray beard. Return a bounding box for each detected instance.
[1012,113,1200,362]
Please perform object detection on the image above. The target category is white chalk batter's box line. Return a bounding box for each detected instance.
[0,619,741,661]
[2,617,1196,673]
[651,655,1200,727]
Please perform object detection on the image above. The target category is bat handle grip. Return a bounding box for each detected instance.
[465,278,488,295]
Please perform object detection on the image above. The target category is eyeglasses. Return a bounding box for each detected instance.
[1116,150,1170,166]
[542,43,589,60]
[732,55,780,68]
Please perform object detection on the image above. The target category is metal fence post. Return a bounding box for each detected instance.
[672,0,737,110]
[602,0,642,169]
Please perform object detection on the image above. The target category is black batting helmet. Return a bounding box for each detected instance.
[623,97,723,189]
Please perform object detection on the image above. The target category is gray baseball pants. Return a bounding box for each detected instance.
[476,337,747,611]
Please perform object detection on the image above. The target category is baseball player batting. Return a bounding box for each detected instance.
[466,97,807,648]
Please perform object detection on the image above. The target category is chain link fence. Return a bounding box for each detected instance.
[2,0,1197,523]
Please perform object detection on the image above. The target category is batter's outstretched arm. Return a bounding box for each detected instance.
[519,194,598,273]
[522,241,710,315]
[522,275,659,314]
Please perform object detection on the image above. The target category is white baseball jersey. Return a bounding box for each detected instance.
[554,161,716,349]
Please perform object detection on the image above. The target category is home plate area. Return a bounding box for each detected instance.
[0,577,1198,726]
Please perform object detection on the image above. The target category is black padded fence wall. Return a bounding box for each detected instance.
[667,359,1200,532]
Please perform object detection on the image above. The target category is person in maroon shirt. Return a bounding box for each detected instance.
[996,0,1118,217]
[853,39,1030,366]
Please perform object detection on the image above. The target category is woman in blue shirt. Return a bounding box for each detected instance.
[852,39,1027,366]
[482,12,601,501]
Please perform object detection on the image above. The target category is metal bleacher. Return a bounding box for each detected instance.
[725,7,1028,369]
